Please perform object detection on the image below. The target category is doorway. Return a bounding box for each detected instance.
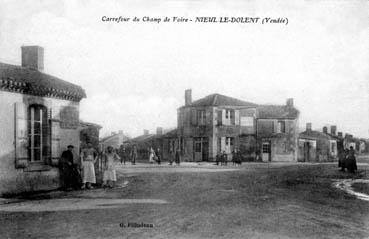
[262,141,271,162]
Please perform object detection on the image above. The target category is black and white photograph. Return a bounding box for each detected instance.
[0,0,368,238]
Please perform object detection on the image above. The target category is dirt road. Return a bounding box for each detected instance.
[0,163,368,239]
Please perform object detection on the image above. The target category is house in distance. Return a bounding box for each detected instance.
[176,89,299,162]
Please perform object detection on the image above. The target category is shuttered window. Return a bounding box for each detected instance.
[28,104,50,163]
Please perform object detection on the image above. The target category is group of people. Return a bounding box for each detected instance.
[215,149,242,166]
[118,144,137,165]
[338,146,358,173]
[60,143,121,191]
[149,147,181,165]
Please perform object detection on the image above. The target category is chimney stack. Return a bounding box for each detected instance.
[323,126,328,134]
[111,131,116,135]
[156,127,163,135]
[185,89,192,106]
[330,126,337,135]
[21,46,44,71]
[306,123,312,132]
[286,98,294,108]
[338,132,343,137]
[144,129,149,136]
[118,130,123,135]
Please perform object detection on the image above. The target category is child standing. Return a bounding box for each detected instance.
[103,146,120,188]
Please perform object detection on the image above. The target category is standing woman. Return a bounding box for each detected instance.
[103,146,120,188]
[175,148,181,166]
[81,143,98,189]
[149,147,156,164]
[130,145,137,165]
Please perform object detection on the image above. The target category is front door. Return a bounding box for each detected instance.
[194,138,209,161]
[262,142,271,162]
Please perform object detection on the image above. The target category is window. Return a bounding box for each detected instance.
[240,117,253,127]
[224,109,234,125]
[197,110,206,125]
[28,105,48,162]
[277,121,285,133]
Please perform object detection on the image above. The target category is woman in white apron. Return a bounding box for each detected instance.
[103,146,120,188]
[149,147,155,163]
[81,143,97,189]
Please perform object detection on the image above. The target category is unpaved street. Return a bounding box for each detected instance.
[1,163,369,239]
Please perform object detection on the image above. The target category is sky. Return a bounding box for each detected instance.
[0,0,368,138]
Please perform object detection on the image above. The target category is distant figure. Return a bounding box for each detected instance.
[103,146,120,188]
[221,151,227,166]
[338,149,347,171]
[80,143,98,189]
[175,148,181,165]
[118,144,126,165]
[168,149,174,165]
[60,145,77,190]
[215,152,221,165]
[130,145,137,165]
[155,147,161,165]
[232,148,242,166]
[149,147,155,164]
[346,146,357,173]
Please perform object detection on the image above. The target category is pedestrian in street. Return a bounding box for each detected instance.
[80,142,98,189]
[232,148,242,166]
[221,151,228,166]
[155,147,161,165]
[130,144,137,165]
[346,146,357,173]
[338,149,346,171]
[60,145,75,190]
[118,144,126,165]
[175,148,181,165]
[168,149,174,165]
[103,146,120,188]
[215,152,221,165]
[149,147,155,164]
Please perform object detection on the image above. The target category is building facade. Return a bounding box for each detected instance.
[298,123,338,162]
[177,90,299,162]
[0,46,86,195]
[100,130,130,151]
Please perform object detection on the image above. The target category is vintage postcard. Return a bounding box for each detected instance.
[0,0,368,238]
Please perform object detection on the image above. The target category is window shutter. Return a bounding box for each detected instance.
[43,108,52,165]
[14,102,29,168]
[51,120,61,166]
[191,108,197,125]
[217,110,222,125]
[234,110,240,125]
[221,137,226,152]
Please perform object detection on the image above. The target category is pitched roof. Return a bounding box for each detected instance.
[257,105,299,119]
[100,133,130,142]
[299,130,335,140]
[189,93,257,108]
[0,62,86,101]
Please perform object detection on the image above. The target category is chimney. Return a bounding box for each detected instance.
[331,126,337,135]
[144,129,149,135]
[185,89,192,106]
[338,132,343,137]
[111,131,116,135]
[286,98,294,107]
[21,46,44,71]
[156,127,163,135]
[306,123,312,132]
[323,126,328,134]
[118,130,123,135]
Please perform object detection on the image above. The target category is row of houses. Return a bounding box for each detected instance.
[0,45,367,196]
[123,89,368,163]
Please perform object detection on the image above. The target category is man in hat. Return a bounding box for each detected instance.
[60,145,76,190]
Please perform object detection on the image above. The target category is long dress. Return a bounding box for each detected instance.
[149,148,155,163]
[103,153,119,181]
[81,148,97,184]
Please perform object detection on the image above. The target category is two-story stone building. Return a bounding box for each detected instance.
[177,90,299,162]
[0,46,87,195]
